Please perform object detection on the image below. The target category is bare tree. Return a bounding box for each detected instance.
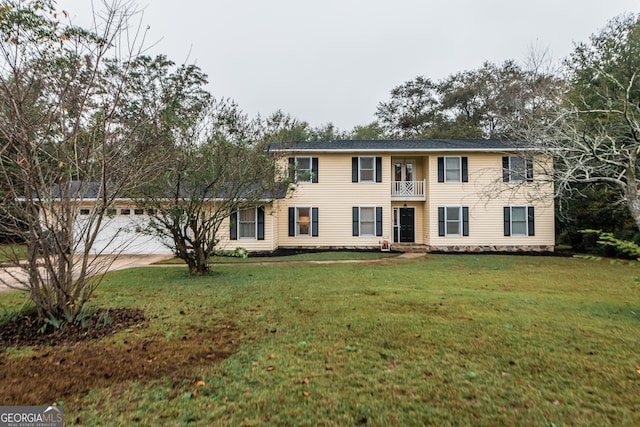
[0,0,161,323]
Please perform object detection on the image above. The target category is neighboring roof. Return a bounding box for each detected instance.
[270,139,535,153]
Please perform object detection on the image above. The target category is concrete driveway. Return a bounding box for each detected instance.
[0,254,173,293]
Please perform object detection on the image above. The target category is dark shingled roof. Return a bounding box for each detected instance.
[270,139,533,152]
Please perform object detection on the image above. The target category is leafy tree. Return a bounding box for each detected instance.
[376,61,563,140]
[348,122,385,140]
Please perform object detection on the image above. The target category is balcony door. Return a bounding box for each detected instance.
[394,161,414,182]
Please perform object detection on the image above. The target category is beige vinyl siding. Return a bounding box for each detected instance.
[278,153,391,248]
[427,153,554,248]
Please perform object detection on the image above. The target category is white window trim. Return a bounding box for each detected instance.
[509,206,528,237]
[445,206,462,237]
[295,156,313,183]
[358,206,377,237]
[238,207,258,240]
[296,206,313,238]
[359,156,376,183]
[444,156,462,183]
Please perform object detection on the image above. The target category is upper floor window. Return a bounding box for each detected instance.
[352,157,382,183]
[288,157,318,183]
[437,157,468,183]
[502,156,533,182]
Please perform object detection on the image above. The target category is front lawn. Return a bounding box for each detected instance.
[1,254,638,426]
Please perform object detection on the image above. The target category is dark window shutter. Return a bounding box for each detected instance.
[352,207,359,236]
[437,157,444,182]
[288,207,295,237]
[230,211,238,240]
[462,207,469,236]
[312,157,319,183]
[527,206,535,236]
[288,158,295,181]
[376,206,383,236]
[504,207,511,236]
[352,157,359,182]
[526,158,534,182]
[462,157,468,182]
[312,207,319,237]
[502,156,510,182]
[438,207,445,236]
[375,157,382,183]
[257,207,265,240]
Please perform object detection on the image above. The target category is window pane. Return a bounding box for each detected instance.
[446,221,460,236]
[359,157,375,182]
[239,209,255,222]
[445,157,460,182]
[405,163,413,181]
[511,207,526,221]
[240,223,256,238]
[446,207,460,221]
[360,157,374,169]
[297,207,311,236]
[446,207,461,236]
[296,157,312,182]
[394,163,402,181]
[297,157,311,170]
[511,207,527,235]
[359,207,375,236]
[239,208,256,238]
[510,157,526,182]
[360,207,374,221]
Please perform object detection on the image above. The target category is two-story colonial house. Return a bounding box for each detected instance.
[216,139,555,253]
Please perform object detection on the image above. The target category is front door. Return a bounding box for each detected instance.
[394,207,415,243]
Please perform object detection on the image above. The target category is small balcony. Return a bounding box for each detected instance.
[391,180,426,201]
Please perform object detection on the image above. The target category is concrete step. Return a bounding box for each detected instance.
[391,243,428,253]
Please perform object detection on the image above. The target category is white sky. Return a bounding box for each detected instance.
[58,0,639,130]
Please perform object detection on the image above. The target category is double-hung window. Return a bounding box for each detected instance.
[438,206,470,237]
[504,206,535,236]
[352,206,383,237]
[238,208,257,239]
[352,157,382,183]
[359,157,375,182]
[230,207,265,240]
[288,207,319,237]
[502,156,533,182]
[288,157,318,183]
[437,157,468,183]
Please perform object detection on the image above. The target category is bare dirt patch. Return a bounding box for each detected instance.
[0,311,240,406]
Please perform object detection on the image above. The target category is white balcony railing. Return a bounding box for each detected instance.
[391,180,426,200]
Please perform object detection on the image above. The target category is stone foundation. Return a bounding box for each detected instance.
[427,245,555,253]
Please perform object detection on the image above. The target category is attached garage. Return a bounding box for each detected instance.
[75,207,174,255]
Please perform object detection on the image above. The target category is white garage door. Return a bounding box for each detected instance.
[75,212,174,255]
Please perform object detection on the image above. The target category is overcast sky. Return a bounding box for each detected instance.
[58,0,638,130]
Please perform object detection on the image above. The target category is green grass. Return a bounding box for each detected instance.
[3,254,640,426]
[156,250,398,264]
